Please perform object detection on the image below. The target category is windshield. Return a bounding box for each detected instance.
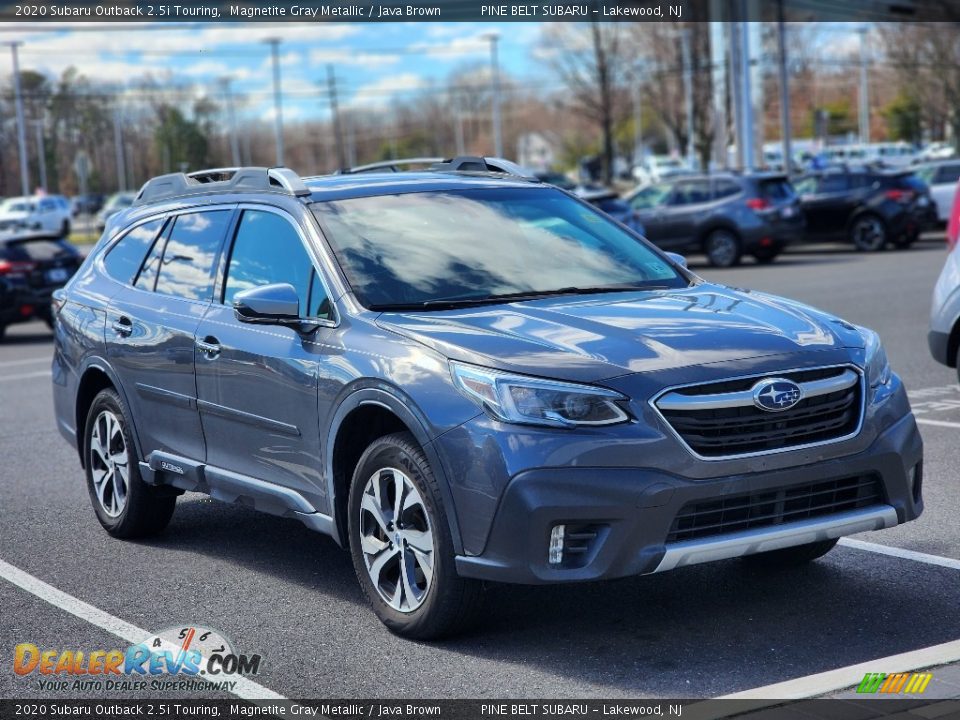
[312,187,684,310]
[3,201,34,213]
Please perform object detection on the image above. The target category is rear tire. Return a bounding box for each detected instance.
[850,214,887,251]
[84,389,176,539]
[60,219,71,237]
[742,538,838,568]
[0,325,5,342]
[348,431,482,640]
[704,229,743,268]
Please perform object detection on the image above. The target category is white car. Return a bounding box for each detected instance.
[631,155,692,185]
[915,161,960,223]
[0,195,72,236]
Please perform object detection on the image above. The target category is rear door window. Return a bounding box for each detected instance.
[670,180,711,206]
[103,218,165,284]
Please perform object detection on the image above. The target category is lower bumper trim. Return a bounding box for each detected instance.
[652,504,898,573]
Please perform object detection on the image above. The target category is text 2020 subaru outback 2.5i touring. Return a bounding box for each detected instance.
[52,162,923,639]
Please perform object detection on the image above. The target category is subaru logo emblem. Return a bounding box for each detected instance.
[752,378,803,412]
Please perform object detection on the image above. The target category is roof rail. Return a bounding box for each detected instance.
[338,155,537,180]
[339,157,444,174]
[133,167,311,206]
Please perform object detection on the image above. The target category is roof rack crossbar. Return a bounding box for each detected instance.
[134,166,310,205]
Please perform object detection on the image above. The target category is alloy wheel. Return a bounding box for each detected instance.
[358,467,435,613]
[89,410,129,518]
[853,216,885,251]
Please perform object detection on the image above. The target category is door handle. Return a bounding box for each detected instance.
[196,337,221,357]
[111,317,133,337]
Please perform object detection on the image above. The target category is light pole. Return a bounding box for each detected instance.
[483,32,502,157]
[680,28,695,170]
[220,76,241,167]
[264,37,284,166]
[113,107,126,191]
[33,120,46,191]
[777,1,793,174]
[5,41,30,195]
[858,26,870,145]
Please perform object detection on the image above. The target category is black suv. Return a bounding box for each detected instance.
[795,166,936,251]
[625,172,804,267]
[0,231,82,340]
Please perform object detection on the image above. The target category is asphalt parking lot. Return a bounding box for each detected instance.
[2,240,959,702]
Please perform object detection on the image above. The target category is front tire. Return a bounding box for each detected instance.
[742,538,838,568]
[84,389,176,538]
[850,214,887,251]
[348,432,482,639]
[704,229,743,268]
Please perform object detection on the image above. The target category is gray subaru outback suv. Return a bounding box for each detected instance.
[52,161,923,639]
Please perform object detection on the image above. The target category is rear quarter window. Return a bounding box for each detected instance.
[103,218,165,284]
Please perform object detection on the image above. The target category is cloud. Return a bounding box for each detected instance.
[346,73,426,109]
[308,49,400,68]
[407,33,491,61]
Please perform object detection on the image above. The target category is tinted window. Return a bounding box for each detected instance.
[312,188,684,309]
[758,179,796,201]
[629,184,671,210]
[818,175,850,193]
[224,210,324,317]
[713,180,741,199]
[794,176,817,194]
[0,238,72,262]
[594,197,631,214]
[153,211,230,301]
[670,181,711,205]
[937,165,960,184]
[103,219,164,284]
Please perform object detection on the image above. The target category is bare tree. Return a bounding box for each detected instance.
[540,21,628,183]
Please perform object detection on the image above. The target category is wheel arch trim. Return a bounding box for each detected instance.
[324,383,465,554]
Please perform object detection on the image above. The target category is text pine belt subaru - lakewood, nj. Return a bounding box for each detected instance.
[50,160,923,639]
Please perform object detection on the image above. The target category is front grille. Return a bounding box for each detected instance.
[667,475,884,543]
[656,366,862,457]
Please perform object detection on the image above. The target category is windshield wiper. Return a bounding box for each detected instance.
[370,284,672,311]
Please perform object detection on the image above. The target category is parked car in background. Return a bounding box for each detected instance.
[95,192,137,234]
[795,167,935,251]
[917,142,956,163]
[532,170,577,191]
[930,214,960,376]
[0,231,83,340]
[575,187,645,235]
[71,193,105,217]
[624,172,804,267]
[0,195,72,236]
[631,155,692,186]
[914,160,960,224]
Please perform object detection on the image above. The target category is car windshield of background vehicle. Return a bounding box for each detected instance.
[313,188,686,310]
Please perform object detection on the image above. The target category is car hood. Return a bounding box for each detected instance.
[0,211,30,221]
[376,283,865,382]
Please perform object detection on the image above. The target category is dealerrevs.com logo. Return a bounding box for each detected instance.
[14,625,262,693]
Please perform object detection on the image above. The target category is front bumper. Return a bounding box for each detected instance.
[929,329,952,367]
[454,411,923,584]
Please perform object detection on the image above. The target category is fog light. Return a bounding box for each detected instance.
[549,525,565,565]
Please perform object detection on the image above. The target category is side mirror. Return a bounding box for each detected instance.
[233,283,318,332]
[665,252,688,269]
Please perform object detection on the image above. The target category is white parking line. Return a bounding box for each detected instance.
[0,357,50,368]
[839,537,960,571]
[716,638,960,700]
[0,370,51,382]
[0,558,286,701]
[916,418,960,430]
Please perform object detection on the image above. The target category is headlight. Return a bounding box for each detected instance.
[860,327,892,389]
[450,362,630,428]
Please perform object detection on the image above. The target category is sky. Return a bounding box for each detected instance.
[0,22,549,124]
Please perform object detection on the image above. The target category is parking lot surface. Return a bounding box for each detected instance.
[2,241,959,701]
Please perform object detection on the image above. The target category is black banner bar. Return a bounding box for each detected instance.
[0,699,947,720]
[2,0,960,23]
